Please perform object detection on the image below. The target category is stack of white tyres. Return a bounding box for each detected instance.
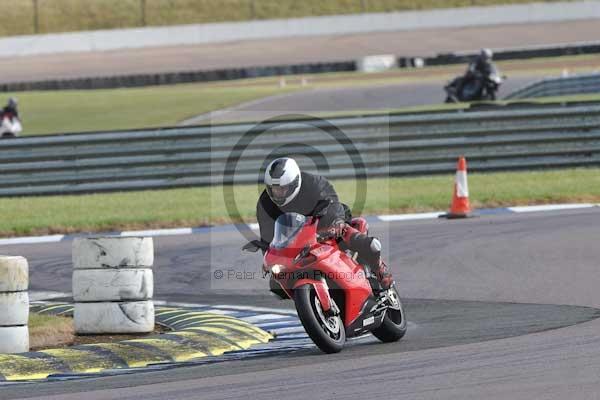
[72,237,155,334]
[0,256,29,353]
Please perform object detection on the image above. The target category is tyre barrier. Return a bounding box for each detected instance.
[0,256,29,354]
[357,54,397,73]
[0,302,273,381]
[72,237,155,334]
[74,301,154,333]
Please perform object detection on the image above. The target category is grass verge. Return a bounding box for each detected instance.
[14,84,296,136]
[1,168,598,238]
[29,313,168,351]
[29,313,74,350]
[9,53,600,136]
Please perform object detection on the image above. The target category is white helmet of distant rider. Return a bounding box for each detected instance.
[264,157,302,207]
[480,48,493,61]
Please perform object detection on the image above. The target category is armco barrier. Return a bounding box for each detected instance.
[72,237,155,334]
[419,41,600,67]
[505,73,600,100]
[0,256,29,354]
[1,103,600,197]
[0,61,356,92]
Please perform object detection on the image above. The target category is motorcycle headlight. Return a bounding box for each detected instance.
[270,264,283,275]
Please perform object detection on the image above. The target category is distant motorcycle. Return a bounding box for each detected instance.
[445,65,506,103]
[0,111,22,138]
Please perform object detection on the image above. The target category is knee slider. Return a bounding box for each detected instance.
[370,238,382,252]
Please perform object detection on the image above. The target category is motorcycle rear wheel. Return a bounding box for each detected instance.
[294,284,345,353]
[371,285,407,342]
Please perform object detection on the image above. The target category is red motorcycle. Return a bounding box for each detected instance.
[243,204,406,353]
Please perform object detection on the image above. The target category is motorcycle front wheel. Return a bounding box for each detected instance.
[294,284,345,353]
[485,90,497,101]
[371,285,407,342]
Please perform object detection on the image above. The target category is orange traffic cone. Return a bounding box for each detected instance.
[443,156,474,219]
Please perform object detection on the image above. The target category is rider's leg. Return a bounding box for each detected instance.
[342,226,394,290]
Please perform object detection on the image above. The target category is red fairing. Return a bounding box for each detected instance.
[264,216,373,328]
[293,278,331,311]
[309,243,372,326]
[350,217,369,234]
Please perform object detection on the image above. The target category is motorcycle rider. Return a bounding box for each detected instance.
[256,157,394,291]
[469,48,495,78]
[0,97,21,138]
[458,48,495,96]
[2,97,19,120]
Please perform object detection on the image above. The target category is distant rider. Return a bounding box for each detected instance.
[459,48,495,94]
[0,97,21,138]
[2,97,19,120]
[256,157,394,292]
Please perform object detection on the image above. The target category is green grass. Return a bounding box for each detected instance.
[29,313,74,350]
[11,51,600,136]
[14,84,294,136]
[0,0,574,37]
[1,169,598,237]
[29,313,71,330]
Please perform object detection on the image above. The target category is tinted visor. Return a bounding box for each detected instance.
[267,176,300,206]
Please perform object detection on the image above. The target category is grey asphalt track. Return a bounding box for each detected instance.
[182,76,534,124]
[1,19,599,83]
[1,14,599,398]
[1,208,599,399]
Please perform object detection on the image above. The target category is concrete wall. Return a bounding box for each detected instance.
[0,1,599,57]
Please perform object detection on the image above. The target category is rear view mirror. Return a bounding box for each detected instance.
[242,240,269,252]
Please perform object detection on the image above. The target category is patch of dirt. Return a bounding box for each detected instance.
[30,319,170,351]
[69,323,170,347]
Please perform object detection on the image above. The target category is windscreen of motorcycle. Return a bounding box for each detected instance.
[272,213,307,249]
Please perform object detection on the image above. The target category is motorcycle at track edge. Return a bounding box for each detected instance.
[243,203,407,353]
[444,65,506,103]
[0,112,22,138]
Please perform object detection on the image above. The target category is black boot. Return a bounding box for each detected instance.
[373,260,394,291]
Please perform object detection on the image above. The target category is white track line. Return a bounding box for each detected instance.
[378,212,444,221]
[121,228,193,237]
[29,291,72,301]
[1,204,598,246]
[0,234,64,246]
[272,326,307,335]
[243,314,294,323]
[508,203,599,213]
[211,304,297,315]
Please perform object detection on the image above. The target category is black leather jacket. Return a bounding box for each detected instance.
[2,105,19,119]
[467,56,494,80]
[256,172,346,244]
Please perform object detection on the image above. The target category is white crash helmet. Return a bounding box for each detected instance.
[264,157,302,207]
[480,48,493,61]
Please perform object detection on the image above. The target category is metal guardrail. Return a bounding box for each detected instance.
[505,73,600,100]
[1,104,600,197]
[423,41,600,67]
